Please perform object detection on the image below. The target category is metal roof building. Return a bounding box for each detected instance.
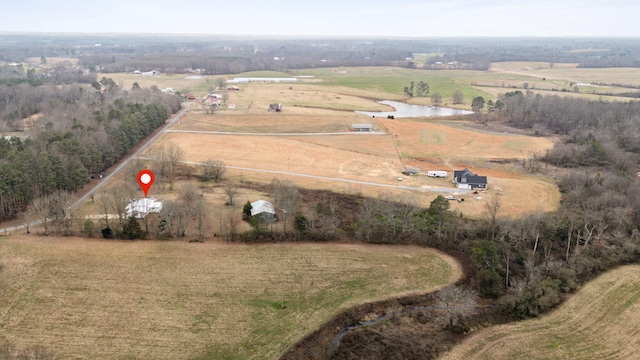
[351,123,373,132]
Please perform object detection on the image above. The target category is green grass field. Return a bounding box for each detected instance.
[0,236,459,359]
[297,67,491,104]
[440,265,640,360]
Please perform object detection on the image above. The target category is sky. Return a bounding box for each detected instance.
[1,0,640,37]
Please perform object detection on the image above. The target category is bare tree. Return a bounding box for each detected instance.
[435,285,478,328]
[179,183,200,213]
[223,182,239,206]
[452,90,464,104]
[110,182,135,234]
[484,193,502,239]
[27,195,52,235]
[215,77,226,90]
[199,159,226,182]
[27,190,75,236]
[49,190,75,235]
[193,197,209,240]
[165,142,184,186]
[431,92,443,107]
[271,179,301,234]
[226,210,239,241]
[356,193,419,243]
[18,212,31,234]
[152,142,184,188]
[97,189,111,231]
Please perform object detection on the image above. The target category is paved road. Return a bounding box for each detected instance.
[0,103,190,234]
[69,103,190,210]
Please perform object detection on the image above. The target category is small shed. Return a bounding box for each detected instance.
[126,198,162,218]
[402,168,419,176]
[250,200,277,223]
[352,123,373,132]
[269,103,282,112]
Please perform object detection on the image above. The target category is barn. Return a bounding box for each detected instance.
[250,200,277,223]
[351,123,373,132]
[453,168,488,190]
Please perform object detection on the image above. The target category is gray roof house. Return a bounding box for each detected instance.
[453,168,488,190]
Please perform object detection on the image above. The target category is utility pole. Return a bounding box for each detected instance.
[282,209,287,234]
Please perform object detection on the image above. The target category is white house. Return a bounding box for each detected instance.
[126,198,162,218]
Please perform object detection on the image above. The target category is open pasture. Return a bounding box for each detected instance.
[440,265,640,360]
[147,67,562,217]
[0,236,459,359]
[379,117,555,161]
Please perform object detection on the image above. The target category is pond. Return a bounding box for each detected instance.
[356,100,473,118]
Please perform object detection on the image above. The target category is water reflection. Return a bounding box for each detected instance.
[356,100,473,118]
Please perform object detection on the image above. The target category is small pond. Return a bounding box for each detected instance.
[356,100,473,118]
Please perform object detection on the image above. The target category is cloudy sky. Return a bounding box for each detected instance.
[1,0,639,37]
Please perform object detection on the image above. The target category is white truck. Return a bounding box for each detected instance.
[428,170,448,178]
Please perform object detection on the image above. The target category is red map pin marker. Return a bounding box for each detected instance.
[137,170,155,197]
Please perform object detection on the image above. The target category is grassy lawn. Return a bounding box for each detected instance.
[0,236,459,359]
[440,265,640,360]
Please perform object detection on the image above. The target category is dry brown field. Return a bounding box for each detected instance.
[89,67,565,219]
[440,265,640,360]
[0,235,459,359]
[145,76,560,217]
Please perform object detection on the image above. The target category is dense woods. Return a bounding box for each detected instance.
[0,79,180,220]
[5,35,640,78]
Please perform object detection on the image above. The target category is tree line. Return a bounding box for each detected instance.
[232,92,640,327]
[0,81,180,220]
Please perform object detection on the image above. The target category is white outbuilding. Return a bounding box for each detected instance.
[126,198,162,218]
[250,200,277,223]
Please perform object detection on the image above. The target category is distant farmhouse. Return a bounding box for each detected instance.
[126,198,162,218]
[453,168,488,190]
[250,200,276,223]
[351,123,373,132]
